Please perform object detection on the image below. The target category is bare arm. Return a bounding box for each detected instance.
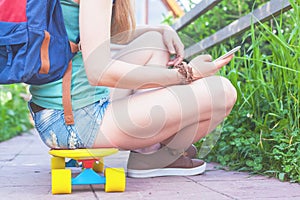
[79,0,182,89]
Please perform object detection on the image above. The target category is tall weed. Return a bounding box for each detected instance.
[204,1,299,182]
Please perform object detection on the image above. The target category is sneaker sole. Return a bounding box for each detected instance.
[127,162,206,178]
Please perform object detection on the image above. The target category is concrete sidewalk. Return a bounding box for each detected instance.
[0,130,300,200]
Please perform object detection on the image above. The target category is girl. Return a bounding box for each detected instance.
[29,0,237,178]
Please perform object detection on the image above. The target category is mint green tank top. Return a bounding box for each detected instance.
[30,0,110,110]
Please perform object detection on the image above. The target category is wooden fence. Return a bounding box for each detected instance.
[172,0,292,59]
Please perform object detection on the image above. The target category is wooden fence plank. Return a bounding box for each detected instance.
[183,0,292,59]
[172,0,222,31]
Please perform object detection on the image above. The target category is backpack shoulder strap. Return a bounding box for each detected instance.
[62,61,74,125]
[62,41,80,125]
[69,41,81,53]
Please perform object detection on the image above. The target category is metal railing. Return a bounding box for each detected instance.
[172,0,292,59]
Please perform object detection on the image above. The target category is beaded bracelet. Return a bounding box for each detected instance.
[174,61,195,84]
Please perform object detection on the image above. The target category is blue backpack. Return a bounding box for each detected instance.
[0,0,80,125]
[0,0,79,85]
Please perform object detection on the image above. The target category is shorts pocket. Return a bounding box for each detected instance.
[34,109,84,149]
[34,109,67,148]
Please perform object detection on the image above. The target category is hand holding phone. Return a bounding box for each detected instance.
[214,46,241,62]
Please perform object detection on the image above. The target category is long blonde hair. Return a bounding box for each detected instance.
[111,0,136,43]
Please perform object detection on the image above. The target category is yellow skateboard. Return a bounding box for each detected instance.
[49,148,126,194]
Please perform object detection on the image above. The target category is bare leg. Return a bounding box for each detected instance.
[94,75,237,150]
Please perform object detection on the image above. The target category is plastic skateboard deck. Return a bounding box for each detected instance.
[49,148,118,160]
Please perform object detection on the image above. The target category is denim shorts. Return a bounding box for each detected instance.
[28,97,110,149]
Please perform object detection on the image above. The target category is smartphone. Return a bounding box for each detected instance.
[214,46,241,62]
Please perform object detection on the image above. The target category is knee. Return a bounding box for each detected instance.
[201,76,237,117]
[220,77,237,115]
[137,31,169,66]
[139,31,166,50]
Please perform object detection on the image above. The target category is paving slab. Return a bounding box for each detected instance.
[0,129,299,200]
[199,179,300,199]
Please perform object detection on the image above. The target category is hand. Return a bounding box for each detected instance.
[159,25,185,66]
[188,54,233,79]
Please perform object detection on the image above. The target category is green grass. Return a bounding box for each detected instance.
[197,1,299,182]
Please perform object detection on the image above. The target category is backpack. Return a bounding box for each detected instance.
[0,0,79,125]
[0,0,79,85]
